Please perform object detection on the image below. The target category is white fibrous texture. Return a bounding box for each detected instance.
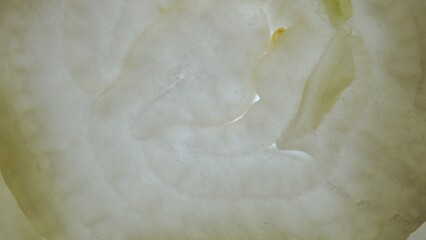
[0,0,425,239]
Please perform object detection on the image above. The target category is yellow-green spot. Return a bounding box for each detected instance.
[272,27,286,42]
[323,0,353,27]
[268,27,286,51]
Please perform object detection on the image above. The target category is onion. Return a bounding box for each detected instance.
[0,0,425,239]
